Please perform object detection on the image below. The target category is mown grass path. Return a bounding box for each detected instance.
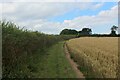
[30,42,77,78]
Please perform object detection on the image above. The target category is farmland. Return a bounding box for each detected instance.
[66,37,118,78]
[1,20,119,78]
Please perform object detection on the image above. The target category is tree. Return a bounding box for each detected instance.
[110,25,118,36]
[60,29,78,35]
[78,28,92,36]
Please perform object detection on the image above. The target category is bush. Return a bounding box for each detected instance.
[1,21,60,78]
[1,21,76,78]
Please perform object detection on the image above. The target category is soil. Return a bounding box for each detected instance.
[64,43,85,79]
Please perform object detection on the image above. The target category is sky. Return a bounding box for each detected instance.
[1,0,119,34]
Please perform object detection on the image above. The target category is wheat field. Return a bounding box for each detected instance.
[66,37,118,78]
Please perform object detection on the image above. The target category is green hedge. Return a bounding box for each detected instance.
[1,21,76,78]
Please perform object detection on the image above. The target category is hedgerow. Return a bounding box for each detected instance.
[1,21,76,78]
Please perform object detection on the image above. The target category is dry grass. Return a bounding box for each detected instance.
[66,37,118,78]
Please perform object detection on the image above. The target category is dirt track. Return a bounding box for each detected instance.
[64,43,85,78]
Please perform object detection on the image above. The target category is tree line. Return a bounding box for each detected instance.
[60,25,120,37]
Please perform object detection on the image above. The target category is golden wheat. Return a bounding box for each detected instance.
[67,37,118,78]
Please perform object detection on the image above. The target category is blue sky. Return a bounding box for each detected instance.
[46,2,118,34]
[1,2,118,34]
[48,2,117,23]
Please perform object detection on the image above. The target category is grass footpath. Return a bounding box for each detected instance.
[19,42,77,78]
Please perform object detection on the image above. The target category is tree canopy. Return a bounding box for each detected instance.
[110,25,118,36]
[60,26,119,37]
[60,29,78,35]
[78,28,92,36]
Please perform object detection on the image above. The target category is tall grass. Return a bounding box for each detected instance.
[1,21,76,78]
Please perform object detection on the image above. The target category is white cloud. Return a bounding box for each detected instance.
[1,0,119,2]
[2,3,17,13]
[62,5,118,33]
[2,3,74,21]
[92,3,104,9]
[0,3,2,20]
[2,2,104,21]
[1,2,118,34]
